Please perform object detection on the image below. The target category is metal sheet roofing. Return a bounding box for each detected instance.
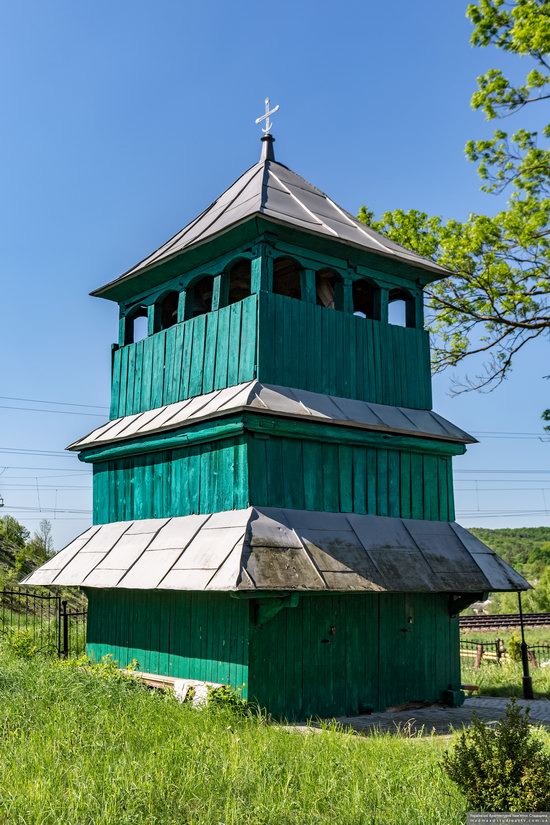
[23,508,529,593]
[69,381,475,451]
[93,137,450,296]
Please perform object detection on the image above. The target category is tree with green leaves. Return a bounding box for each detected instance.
[360,0,549,403]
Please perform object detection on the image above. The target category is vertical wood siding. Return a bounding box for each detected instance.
[257,293,432,409]
[248,437,455,521]
[86,589,249,694]
[110,292,433,419]
[111,295,259,418]
[93,437,249,523]
[248,592,460,719]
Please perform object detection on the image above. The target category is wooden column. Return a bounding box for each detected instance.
[302,268,316,303]
[342,278,353,314]
[379,288,389,323]
[212,273,227,311]
[251,244,273,293]
[413,293,424,329]
[118,311,126,347]
[177,289,187,323]
[147,304,155,336]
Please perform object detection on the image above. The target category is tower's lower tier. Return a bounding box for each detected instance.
[85,588,462,720]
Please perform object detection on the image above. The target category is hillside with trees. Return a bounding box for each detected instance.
[470,526,550,613]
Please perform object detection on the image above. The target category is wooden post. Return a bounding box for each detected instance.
[475,644,483,669]
[212,274,227,311]
[177,290,187,323]
[118,312,126,347]
[342,278,353,314]
[251,245,272,293]
[147,304,155,336]
[302,269,316,303]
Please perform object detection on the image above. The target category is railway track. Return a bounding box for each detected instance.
[459,612,550,630]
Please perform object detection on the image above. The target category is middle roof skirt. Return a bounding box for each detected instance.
[69,381,476,452]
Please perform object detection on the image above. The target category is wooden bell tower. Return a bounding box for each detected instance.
[25,123,528,719]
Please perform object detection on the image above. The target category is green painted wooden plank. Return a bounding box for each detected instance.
[227,301,242,387]
[388,450,400,517]
[151,331,166,409]
[132,340,144,412]
[118,345,129,417]
[213,305,230,390]
[447,459,456,521]
[238,294,257,383]
[352,447,367,514]
[110,348,122,419]
[438,456,449,521]
[162,326,175,405]
[338,445,353,512]
[410,452,424,519]
[376,449,388,516]
[202,312,220,393]
[366,447,377,514]
[189,314,207,397]
[423,455,439,520]
[400,451,412,519]
[180,320,193,398]
[140,335,154,412]
[171,322,185,402]
[282,437,304,509]
[322,443,339,512]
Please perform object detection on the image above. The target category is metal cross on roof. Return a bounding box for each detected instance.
[255,97,280,135]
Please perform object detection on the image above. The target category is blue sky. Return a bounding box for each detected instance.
[1,0,548,549]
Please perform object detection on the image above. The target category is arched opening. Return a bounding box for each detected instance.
[155,290,179,332]
[273,257,302,300]
[316,269,343,310]
[124,306,148,345]
[185,275,214,319]
[352,278,379,319]
[388,289,415,328]
[227,259,252,306]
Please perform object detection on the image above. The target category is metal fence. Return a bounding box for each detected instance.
[0,587,87,658]
[460,637,550,668]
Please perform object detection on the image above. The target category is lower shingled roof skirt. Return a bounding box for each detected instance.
[23,508,529,594]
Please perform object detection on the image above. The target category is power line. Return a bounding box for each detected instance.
[0,448,77,458]
[3,505,92,515]
[0,466,90,473]
[0,395,108,410]
[0,484,91,490]
[0,404,105,418]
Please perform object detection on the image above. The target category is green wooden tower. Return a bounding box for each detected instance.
[26,123,528,719]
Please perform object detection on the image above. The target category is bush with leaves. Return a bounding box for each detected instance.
[442,699,550,812]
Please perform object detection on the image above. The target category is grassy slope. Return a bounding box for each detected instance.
[0,651,467,825]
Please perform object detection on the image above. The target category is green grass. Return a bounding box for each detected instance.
[0,650,469,825]
[461,660,550,699]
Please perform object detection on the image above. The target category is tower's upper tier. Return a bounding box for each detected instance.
[92,135,449,301]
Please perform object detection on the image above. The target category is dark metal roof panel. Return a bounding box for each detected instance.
[23,508,529,593]
[93,149,450,296]
[69,381,476,452]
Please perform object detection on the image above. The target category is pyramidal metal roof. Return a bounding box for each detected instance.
[22,508,529,593]
[95,136,450,295]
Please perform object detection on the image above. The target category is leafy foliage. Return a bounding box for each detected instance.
[442,699,550,811]
[359,0,549,396]
[469,526,550,612]
[3,628,40,658]
[0,516,52,584]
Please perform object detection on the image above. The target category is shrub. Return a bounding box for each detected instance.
[508,632,522,663]
[442,699,550,812]
[56,653,145,689]
[4,628,40,658]
[206,683,249,715]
